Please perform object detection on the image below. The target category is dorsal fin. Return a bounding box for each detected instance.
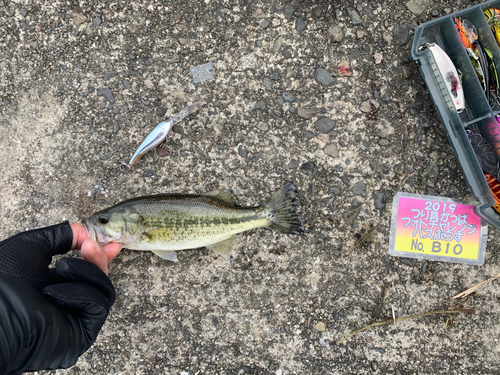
[202,189,237,206]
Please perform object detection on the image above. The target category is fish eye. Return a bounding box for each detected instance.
[98,215,109,224]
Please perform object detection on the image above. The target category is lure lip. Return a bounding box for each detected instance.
[129,102,202,166]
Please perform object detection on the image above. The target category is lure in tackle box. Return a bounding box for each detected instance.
[418,43,466,113]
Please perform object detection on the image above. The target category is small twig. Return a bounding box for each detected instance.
[451,272,500,300]
[336,306,474,344]
[392,305,396,328]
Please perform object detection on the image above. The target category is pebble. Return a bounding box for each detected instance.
[190,61,214,83]
[348,8,362,24]
[352,181,366,195]
[422,261,429,273]
[328,25,344,43]
[315,68,335,86]
[329,186,341,194]
[172,125,184,134]
[92,16,102,27]
[71,12,87,26]
[323,143,339,158]
[373,52,383,65]
[260,19,270,29]
[297,107,318,119]
[104,71,117,80]
[338,58,352,76]
[400,257,418,267]
[156,107,167,118]
[359,99,380,113]
[303,130,314,139]
[315,118,335,133]
[431,9,439,17]
[282,92,295,102]
[263,77,272,90]
[254,100,266,111]
[284,5,296,20]
[288,160,299,169]
[314,322,326,332]
[373,192,386,210]
[257,122,269,131]
[144,79,154,90]
[282,49,292,59]
[393,24,409,46]
[238,145,248,158]
[300,161,316,175]
[379,138,390,146]
[371,361,378,371]
[372,347,385,354]
[122,80,131,89]
[312,7,323,18]
[273,35,283,52]
[97,88,115,103]
[406,0,427,15]
[236,53,258,71]
[296,18,307,32]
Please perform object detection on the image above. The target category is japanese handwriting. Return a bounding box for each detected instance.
[401,201,476,242]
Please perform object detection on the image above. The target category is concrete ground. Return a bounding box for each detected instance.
[1,0,499,374]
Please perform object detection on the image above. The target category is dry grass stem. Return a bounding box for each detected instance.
[451,272,500,300]
[336,306,475,344]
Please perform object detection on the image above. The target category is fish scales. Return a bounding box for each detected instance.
[84,182,303,261]
[106,196,267,250]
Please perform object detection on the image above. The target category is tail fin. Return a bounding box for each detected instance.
[263,181,303,234]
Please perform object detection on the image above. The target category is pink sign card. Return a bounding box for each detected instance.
[389,192,487,265]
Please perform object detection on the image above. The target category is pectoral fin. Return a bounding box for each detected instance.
[206,235,239,261]
[152,250,178,262]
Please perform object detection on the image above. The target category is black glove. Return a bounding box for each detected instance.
[0,221,116,375]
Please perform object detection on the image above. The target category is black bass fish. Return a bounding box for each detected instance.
[84,182,303,261]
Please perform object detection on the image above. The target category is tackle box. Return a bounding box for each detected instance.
[410,0,500,229]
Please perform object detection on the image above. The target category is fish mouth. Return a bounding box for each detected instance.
[83,221,109,246]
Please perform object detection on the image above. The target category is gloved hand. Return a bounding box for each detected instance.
[0,221,121,375]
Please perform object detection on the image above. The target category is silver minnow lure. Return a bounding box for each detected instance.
[419,43,466,113]
[129,102,202,165]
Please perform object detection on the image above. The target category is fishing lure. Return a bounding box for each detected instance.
[484,9,500,47]
[482,116,500,158]
[485,172,500,213]
[418,43,466,112]
[129,102,202,166]
[466,129,500,180]
[456,16,500,109]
